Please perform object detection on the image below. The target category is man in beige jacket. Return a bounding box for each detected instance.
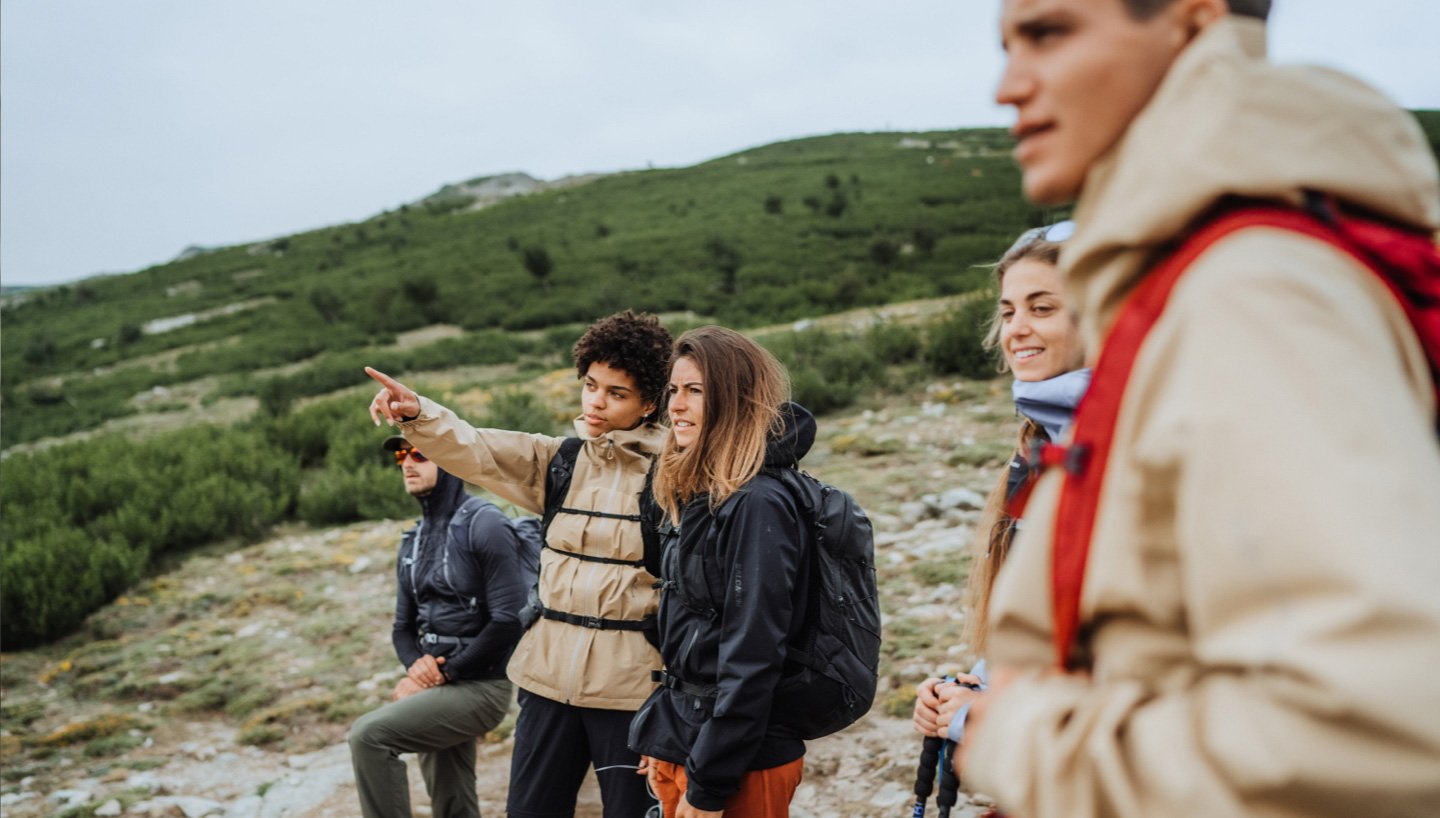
[961,1,1440,816]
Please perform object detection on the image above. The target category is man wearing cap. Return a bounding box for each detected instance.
[348,437,534,818]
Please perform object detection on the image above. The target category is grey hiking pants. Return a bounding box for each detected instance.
[349,678,513,818]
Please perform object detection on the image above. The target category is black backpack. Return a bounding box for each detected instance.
[444,496,543,583]
[507,516,544,591]
[765,466,882,740]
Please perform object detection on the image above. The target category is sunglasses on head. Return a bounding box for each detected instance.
[393,447,429,466]
[1004,219,1077,257]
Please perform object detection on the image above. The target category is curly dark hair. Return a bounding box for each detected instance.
[571,310,673,422]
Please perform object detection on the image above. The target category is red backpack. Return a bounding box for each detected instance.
[1017,194,1440,669]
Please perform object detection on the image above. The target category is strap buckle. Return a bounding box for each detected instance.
[1030,441,1090,476]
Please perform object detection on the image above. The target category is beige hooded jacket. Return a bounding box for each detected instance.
[400,397,666,709]
[965,17,1440,818]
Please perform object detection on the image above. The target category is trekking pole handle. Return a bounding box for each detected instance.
[933,676,981,818]
[911,735,944,818]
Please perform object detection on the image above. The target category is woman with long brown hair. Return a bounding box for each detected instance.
[912,221,1087,743]
[628,326,814,818]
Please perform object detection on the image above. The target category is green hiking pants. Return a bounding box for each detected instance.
[349,678,513,818]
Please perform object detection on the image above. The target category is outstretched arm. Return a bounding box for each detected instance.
[362,367,560,514]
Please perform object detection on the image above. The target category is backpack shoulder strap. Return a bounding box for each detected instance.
[756,465,824,654]
[639,463,664,578]
[449,495,498,554]
[541,437,585,535]
[1048,197,1440,670]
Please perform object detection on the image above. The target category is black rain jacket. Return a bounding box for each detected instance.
[392,467,529,681]
[628,403,817,811]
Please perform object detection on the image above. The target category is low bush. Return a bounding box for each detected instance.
[481,388,555,435]
[924,298,996,380]
[866,320,923,364]
[763,328,886,415]
[298,464,412,527]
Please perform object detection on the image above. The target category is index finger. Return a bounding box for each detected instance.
[364,366,403,392]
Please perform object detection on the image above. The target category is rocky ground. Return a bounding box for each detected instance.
[1,377,1016,818]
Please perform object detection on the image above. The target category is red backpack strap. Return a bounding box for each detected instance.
[1048,198,1440,669]
[1305,196,1440,414]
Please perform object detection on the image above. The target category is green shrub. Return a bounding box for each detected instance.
[0,426,300,646]
[869,237,900,267]
[763,328,885,415]
[866,320,922,364]
[482,388,556,434]
[0,528,144,648]
[925,298,998,380]
[298,464,412,527]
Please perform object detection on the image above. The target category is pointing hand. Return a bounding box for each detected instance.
[366,367,421,425]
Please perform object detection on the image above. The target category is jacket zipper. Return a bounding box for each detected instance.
[409,520,425,602]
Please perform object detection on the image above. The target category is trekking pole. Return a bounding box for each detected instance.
[935,740,960,818]
[910,735,944,818]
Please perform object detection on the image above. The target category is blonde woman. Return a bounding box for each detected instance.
[913,221,1087,743]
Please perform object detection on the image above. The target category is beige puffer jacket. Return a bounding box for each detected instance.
[400,397,665,709]
[965,17,1440,818]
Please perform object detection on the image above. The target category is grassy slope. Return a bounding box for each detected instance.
[1,128,1054,449]
[8,112,1437,450]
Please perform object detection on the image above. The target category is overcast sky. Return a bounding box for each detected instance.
[3,1,1437,288]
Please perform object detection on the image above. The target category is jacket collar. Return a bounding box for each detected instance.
[571,416,668,458]
[417,467,467,524]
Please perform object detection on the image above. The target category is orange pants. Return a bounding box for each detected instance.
[648,757,803,818]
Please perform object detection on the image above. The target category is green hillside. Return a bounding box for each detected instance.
[4,117,1438,648]
[1,128,1052,449]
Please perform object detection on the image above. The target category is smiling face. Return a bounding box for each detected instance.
[580,361,656,435]
[667,356,705,450]
[996,0,1196,204]
[1000,258,1085,380]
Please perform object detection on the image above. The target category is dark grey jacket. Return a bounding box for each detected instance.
[392,468,531,681]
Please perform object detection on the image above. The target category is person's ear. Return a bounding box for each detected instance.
[1175,0,1227,39]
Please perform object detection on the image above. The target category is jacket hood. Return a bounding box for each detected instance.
[417,466,468,523]
[764,401,816,467]
[571,416,668,456]
[1064,16,1440,352]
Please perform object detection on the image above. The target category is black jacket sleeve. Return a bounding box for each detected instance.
[440,505,528,680]
[684,483,807,811]
[391,531,424,670]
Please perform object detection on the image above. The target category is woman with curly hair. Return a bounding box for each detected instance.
[367,310,673,818]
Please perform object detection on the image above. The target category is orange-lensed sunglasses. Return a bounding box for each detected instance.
[393,447,429,466]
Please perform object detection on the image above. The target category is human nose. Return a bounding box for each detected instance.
[669,391,685,415]
[1009,311,1034,339]
[995,53,1035,108]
